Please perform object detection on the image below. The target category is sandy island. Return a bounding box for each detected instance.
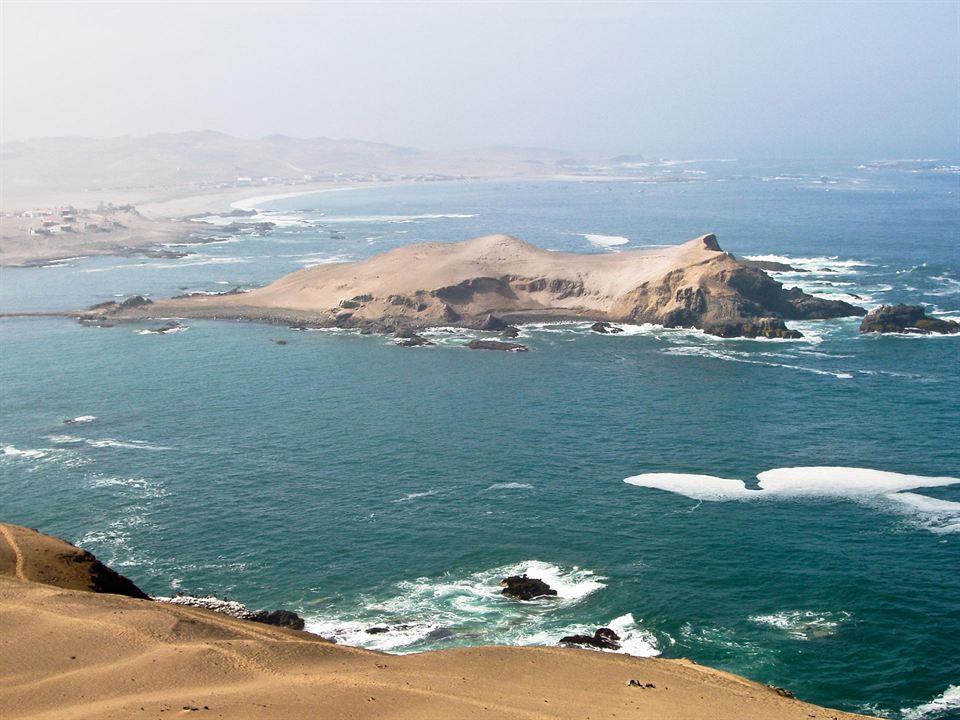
[91,232,866,339]
[0,523,867,720]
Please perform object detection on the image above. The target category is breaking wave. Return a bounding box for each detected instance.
[901,685,960,720]
[302,560,631,655]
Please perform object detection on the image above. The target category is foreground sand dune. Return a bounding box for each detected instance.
[0,523,866,719]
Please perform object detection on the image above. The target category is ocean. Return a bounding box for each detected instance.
[1,159,958,718]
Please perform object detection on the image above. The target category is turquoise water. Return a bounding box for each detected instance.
[1,161,958,718]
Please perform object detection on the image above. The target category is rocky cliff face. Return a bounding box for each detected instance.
[93,234,866,338]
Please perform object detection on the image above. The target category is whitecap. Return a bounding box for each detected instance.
[2,445,48,459]
[484,482,534,491]
[901,684,960,720]
[46,434,84,444]
[661,346,850,379]
[744,253,870,273]
[393,490,440,503]
[65,415,96,424]
[86,439,171,451]
[749,610,851,640]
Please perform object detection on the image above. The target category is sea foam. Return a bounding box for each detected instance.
[624,467,960,533]
[901,684,960,720]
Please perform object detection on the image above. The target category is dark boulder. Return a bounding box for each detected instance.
[590,321,624,334]
[480,314,509,331]
[500,574,558,600]
[860,304,960,334]
[467,340,529,352]
[247,609,306,631]
[502,326,521,339]
[560,627,621,650]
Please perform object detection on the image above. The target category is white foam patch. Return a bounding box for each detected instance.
[86,439,171,451]
[625,467,960,534]
[744,254,870,273]
[393,490,440,503]
[901,685,960,720]
[46,435,84,444]
[661,346,851,379]
[2,445,49,459]
[749,610,851,640]
[485,482,534,491]
[583,233,629,249]
[65,415,96,424]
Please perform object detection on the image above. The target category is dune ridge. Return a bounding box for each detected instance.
[0,523,868,719]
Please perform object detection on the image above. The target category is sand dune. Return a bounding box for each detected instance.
[0,523,866,719]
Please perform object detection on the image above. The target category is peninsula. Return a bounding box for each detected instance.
[0,523,868,720]
[89,233,866,338]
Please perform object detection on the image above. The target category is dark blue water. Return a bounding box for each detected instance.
[1,161,958,718]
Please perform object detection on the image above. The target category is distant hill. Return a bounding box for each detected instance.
[0,131,581,206]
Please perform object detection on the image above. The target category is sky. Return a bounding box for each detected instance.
[2,1,958,158]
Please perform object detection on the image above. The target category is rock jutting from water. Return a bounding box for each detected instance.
[860,304,960,334]
[82,233,867,339]
[500,574,558,600]
[560,627,622,651]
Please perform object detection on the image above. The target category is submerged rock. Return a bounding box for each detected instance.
[590,321,624,334]
[500,574,558,600]
[860,304,960,334]
[142,321,183,335]
[467,340,529,352]
[560,627,621,651]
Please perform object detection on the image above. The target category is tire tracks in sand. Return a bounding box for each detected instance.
[0,525,27,581]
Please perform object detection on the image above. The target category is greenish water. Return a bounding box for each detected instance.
[1,161,958,718]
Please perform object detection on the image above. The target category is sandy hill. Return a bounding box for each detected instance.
[0,132,575,209]
[0,523,866,719]
[103,233,865,338]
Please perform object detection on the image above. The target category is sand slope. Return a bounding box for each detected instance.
[0,523,866,720]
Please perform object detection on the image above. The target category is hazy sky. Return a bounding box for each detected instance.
[2,1,958,158]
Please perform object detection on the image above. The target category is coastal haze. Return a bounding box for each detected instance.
[2,3,959,720]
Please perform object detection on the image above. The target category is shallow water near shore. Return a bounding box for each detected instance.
[1,160,958,718]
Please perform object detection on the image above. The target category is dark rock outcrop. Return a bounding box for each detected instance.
[560,627,621,650]
[500,574,557,600]
[590,321,624,334]
[467,340,529,352]
[159,595,305,631]
[739,258,806,273]
[395,327,433,347]
[502,326,521,339]
[247,609,305,631]
[860,304,960,334]
[76,550,151,599]
[480,314,509,331]
[119,295,152,309]
[703,318,802,339]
